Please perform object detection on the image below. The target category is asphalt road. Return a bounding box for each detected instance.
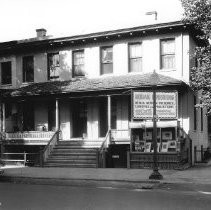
[0,182,211,210]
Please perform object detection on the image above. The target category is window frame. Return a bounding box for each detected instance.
[72,50,85,78]
[160,38,176,70]
[128,42,143,73]
[100,46,113,75]
[1,61,12,85]
[22,55,34,83]
[47,52,60,80]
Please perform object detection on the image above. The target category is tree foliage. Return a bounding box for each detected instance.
[181,0,211,113]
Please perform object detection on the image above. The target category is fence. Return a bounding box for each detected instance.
[194,146,211,163]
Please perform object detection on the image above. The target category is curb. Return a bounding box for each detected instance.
[0,176,160,189]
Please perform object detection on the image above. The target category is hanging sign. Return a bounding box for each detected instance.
[132,91,178,119]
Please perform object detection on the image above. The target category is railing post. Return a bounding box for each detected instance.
[55,99,59,131]
[40,150,43,167]
[96,149,99,168]
[102,150,106,168]
[24,152,26,166]
[186,148,189,164]
[127,151,130,169]
[2,103,5,132]
[201,145,204,162]
[194,146,197,163]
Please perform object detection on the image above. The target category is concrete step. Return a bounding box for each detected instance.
[54,145,97,151]
[44,163,97,168]
[46,159,96,164]
[49,153,97,157]
[47,156,96,160]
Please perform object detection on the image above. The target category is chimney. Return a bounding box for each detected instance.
[36,28,47,38]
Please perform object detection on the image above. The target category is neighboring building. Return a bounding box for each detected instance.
[0,21,209,168]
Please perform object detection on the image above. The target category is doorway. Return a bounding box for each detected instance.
[72,100,87,138]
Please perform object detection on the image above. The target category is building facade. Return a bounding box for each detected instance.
[0,21,209,168]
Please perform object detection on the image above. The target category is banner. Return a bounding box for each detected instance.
[132,91,178,119]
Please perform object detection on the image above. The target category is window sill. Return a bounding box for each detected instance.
[160,68,176,72]
[100,73,114,77]
[0,84,12,88]
[21,82,35,87]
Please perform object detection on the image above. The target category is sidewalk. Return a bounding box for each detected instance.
[1,165,211,188]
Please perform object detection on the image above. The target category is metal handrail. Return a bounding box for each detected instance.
[98,130,111,168]
[42,130,61,165]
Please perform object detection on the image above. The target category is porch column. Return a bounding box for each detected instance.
[55,99,59,131]
[107,95,111,131]
[2,102,5,132]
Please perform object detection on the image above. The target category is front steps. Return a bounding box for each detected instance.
[44,140,101,168]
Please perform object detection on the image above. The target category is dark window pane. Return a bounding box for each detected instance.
[23,56,34,82]
[48,53,60,80]
[1,61,12,85]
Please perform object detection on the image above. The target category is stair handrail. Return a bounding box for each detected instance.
[178,127,192,164]
[42,130,61,165]
[98,130,110,168]
[99,130,110,154]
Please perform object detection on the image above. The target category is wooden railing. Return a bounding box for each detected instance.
[110,129,130,144]
[41,130,61,167]
[4,131,55,139]
[0,152,40,166]
[98,130,111,168]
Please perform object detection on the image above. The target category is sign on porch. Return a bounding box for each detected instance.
[132,91,178,119]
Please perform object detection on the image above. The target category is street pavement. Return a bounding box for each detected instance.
[1,163,211,188]
[1,182,211,210]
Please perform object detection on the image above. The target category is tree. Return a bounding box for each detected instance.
[181,0,211,113]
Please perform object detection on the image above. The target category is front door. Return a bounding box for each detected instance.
[72,100,87,138]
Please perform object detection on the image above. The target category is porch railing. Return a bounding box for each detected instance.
[110,129,130,143]
[98,130,111,168]
[4,131,55,140]
[0,152,40,166]
[41,130,61,167]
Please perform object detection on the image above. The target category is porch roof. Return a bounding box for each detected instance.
[4,72,187,98]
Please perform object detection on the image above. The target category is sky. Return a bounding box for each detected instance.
[0,0,184,42]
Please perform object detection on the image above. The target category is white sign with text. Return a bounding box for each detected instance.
[133,91,178,119]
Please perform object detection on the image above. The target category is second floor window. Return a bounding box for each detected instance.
[1,61,12,85]
[129,43,142,72]
[73,50,85,77]
[23,56,34,82]
[101,46,113,75]
[47,53,60,80]
[160,38,175,69]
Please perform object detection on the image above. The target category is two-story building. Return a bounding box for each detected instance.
[0,21,209,168]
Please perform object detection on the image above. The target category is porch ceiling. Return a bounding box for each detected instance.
[3,72,187,98]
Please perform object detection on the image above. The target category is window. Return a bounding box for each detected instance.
[1,61,12,85]
[129,43,142,72]
[72,50,85,77]
[101,46,113,75]
[160,38,175,69]
[23,56,34,82]
[47,53,60,80]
